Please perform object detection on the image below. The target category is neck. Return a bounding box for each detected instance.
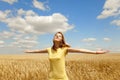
[54,41,61,48]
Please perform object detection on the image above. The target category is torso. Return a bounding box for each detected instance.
[47,47,68,80]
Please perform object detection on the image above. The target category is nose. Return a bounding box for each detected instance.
[55,35,59,38]
[56,36,59,38]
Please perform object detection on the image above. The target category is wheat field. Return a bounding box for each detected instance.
[0,53,120,80]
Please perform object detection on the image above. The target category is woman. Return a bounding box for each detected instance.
[25,32,108,80]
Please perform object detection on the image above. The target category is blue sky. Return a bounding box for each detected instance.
[0,0,120,54]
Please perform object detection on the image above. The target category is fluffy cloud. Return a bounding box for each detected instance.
[103,38,111,41]
[97,0,120,27]
[0,9,73,34]
[33,0,50,11]
[0,31,15,39]
[25,13,73,33]
[11,38,38,49]
[0,40,4,47]
[0,40,4,44]
[97,0,120,19]
[2,0,18,4]
[17,9,37,16]
[111,20,120,26]
[0,30,39,49]
[0,4,73,51]
[82,37,111,42]
[0,10,11,21]
[82,38,96,42]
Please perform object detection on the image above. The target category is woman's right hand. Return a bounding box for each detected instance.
[24,50,33,53]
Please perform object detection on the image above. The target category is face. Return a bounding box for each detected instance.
[53,33,63,42]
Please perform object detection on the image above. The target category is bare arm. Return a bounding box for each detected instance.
[67,48,108,54]
[25,49,47,53]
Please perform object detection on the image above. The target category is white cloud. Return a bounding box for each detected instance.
[111,20,120,26]
[97,0,120,27]
[103,38,111,41]
[0,10,11,21]
[33,0,50,11]
[0,8,73,52]
[82,38,96,42]
[2,0,18,4]
[97,0,120,19]
[17,9,37,16]
[0,9,74,34]
[0,40,4,44]
[14,39,38,49]
[0,31,15,39]
[0,40,5,48]
[10,33,38,48]
[0,29,39,49]
[25,13,73,33]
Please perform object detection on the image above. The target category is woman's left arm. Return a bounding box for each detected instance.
[67,48,109,54]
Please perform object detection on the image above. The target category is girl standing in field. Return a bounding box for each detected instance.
[25,32,108,80]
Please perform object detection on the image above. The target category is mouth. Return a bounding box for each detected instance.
[54,38,59,40]
[54,38,60,41]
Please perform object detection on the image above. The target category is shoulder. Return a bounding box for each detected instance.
[46,47,52,53]
[62,47,69,51]
[47,47,51,51]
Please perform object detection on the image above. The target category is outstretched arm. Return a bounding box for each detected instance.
[25,49,47,53]
[67,48,108,54]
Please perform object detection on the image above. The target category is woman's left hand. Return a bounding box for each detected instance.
[96,50,109,54]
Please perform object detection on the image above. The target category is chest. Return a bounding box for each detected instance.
[48,48,66,60]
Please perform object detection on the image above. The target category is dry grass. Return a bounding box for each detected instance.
[0,53,120,80]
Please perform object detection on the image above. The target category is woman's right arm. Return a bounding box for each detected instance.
[25,49,47,53]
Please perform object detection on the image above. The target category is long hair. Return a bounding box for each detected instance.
[52,32,70,51]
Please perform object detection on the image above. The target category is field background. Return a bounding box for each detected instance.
[0,53,120,80]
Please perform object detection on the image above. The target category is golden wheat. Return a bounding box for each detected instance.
[0,53,120,80]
